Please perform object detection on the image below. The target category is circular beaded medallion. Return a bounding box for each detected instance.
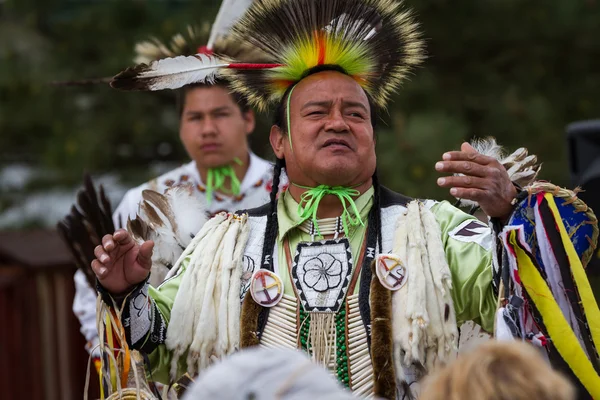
[375,254,407,291]
[250,269,284,307]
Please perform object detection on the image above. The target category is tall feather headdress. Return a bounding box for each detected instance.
[111,0,426,111]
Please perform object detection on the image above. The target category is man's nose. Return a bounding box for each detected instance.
[325,109,350,133]
[200,117,217,137]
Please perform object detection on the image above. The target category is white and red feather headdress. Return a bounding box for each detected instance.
[111,0,426,111]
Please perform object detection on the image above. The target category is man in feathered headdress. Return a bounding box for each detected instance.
[90,0,600,398]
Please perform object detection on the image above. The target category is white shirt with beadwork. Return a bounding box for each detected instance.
[113,152,283,228]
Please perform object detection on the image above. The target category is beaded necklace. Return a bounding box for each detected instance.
[298,216,344,240]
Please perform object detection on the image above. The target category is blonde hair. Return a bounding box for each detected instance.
[420,341,575,400]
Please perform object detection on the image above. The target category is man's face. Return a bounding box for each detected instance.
[180,85,255,169]
[270,71,376,187]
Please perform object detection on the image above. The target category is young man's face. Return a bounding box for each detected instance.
[179,85,255,169]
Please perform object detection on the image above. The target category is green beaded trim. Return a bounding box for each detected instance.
[298,304,350,387]
[335,300,350,387]
[299,307,310,351]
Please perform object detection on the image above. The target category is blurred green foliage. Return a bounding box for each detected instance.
[1,0,599,199]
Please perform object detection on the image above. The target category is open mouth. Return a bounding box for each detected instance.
[322,139,351,149]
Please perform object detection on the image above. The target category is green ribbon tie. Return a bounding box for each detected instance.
[205,157,243,204]
[295,183,365,238]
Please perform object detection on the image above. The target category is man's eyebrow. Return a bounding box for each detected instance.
[210,106,233,113]
[301,100,332,110]
[185,106,232,116]
[184,110,204,116]
[342,100,369,112]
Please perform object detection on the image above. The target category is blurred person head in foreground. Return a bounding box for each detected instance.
[420,341,575,400]
[182,347,357,400]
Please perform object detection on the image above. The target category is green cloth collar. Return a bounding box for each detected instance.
[277,186,374,242]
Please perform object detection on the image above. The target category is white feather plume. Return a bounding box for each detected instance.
[207,0,254,49]
[127,185,207,286]
[111,53,229,91]
[469,137,505,161]
[141,53,228,89]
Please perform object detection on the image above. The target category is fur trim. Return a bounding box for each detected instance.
[369,260,397,400]
[240,292,263,348]
[391,201,458,389]
[165,212,249,380]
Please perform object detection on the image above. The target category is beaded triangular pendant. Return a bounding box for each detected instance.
[291,238,353,312]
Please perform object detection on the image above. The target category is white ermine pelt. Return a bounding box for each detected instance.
[165,212,250,381]
[392,201,458,385]
[165,213,228,378]
[127,185,207,286]
[404,202,429,359]
[420,205,457,365]
[456,137,541,208]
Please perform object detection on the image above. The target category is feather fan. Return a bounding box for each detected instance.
[57,174,115,288]
[127,185,208,286]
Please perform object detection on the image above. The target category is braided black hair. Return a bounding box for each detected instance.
[354,169,383,352]
[260,157,286,270]
[371,170,383,254]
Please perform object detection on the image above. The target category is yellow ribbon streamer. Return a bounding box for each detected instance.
[544,192,600,348]
[104,312,117,394]
[508,229,600,397]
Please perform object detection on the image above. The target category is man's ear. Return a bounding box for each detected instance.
[243,109,256,136]
[270,125,286,159]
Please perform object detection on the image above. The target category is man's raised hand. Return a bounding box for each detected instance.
[435,142,517,220]
[91,229,154,295]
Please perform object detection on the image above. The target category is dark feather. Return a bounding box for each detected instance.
[128,217,150,243]
[110,64,154,91]
[142,189,178,231]
[50,77,112,86]
[57,219,96,288]
[56,174,115,288]
[99,185,114,231]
